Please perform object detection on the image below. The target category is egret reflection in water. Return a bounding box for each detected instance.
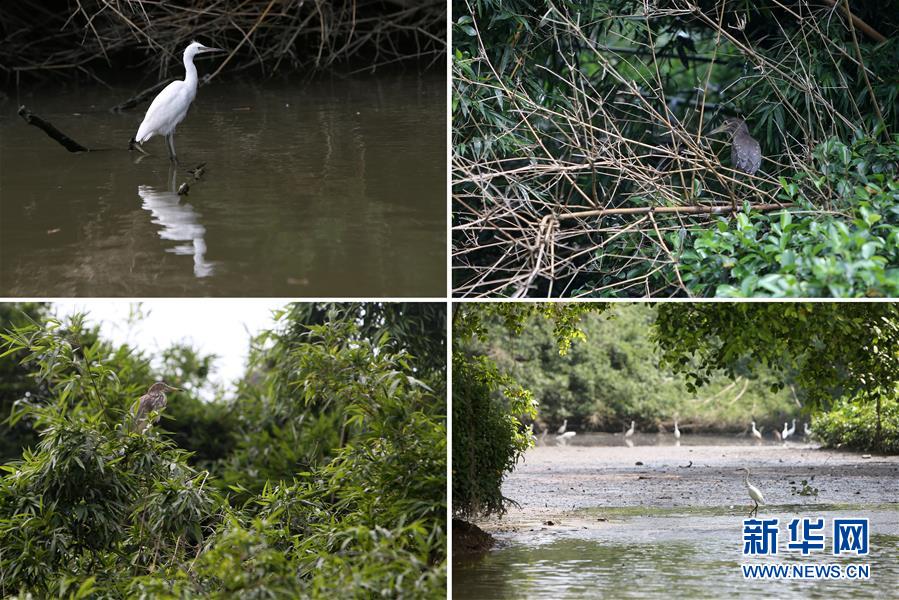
[137,172,214,278]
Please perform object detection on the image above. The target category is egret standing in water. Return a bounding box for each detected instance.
[740,468,765,517]
[673,420,681,439]
[132,41,224,162]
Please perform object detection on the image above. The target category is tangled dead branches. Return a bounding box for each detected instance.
[452,0,896,298]
[0,0,445,85]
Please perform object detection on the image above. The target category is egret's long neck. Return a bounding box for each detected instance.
[183,51,198,91]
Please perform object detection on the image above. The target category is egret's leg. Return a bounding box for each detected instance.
[167,134,178,163]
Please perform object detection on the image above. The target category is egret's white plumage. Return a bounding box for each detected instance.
[624,420,635,438]
[559,431,576,439]
[781,421,790,440]
[133,41,223,161]
[673,420,681,439]
[751,421,762,440]
[803,421,811,437]
[785,418,796,439]
[557,419,568,435]
[740,468,765,517]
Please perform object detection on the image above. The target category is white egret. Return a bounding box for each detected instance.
[557,419,568,435]
[781,421,790,440]
[786,418,796,438]
[556,431,576,446]
[740,468,765,517]
[624,420,635,438]
[132,41,224,162]
[803,421,811,437]
[751,421,762,440]
[673,420,681,439]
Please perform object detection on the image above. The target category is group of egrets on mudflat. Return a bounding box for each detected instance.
[531,417,817,518]
[751,418,812,442]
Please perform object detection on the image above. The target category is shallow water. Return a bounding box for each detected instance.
[454,507,899,599]
[0,73,445,296]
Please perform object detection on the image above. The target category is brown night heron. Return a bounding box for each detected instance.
[709,117,762,176]
[130,381,179,433]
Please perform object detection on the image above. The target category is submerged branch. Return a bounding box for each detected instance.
[17,106,90,153]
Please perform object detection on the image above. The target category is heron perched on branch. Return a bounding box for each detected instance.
[130,382,179,433]
[709,117,762,176]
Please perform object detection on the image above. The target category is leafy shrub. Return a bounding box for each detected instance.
[814,396,899,453]
[678,136,899,297]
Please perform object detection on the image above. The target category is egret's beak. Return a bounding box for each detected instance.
[199,46,225,55]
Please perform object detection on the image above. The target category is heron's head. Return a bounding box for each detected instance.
[148,381,180,394]
[184,41,224,60]
[709,117,747,137]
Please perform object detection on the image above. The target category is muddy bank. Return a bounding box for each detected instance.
[479,442,899,531]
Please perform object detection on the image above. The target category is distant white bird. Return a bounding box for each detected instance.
[557,419,568,435]
[782,421,790,440]
[740,468,765,517]
[803,421,811,437]
[751,421,762,440]
[786,418,796,438]
[132,41,224,162]
[625,420,635,438]
[556,431,576,446]
[673,420,681,439]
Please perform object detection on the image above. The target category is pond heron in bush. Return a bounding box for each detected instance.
[131,381,179,433]
[740,468,765,517]
[709,117,761,176]
[131,41,224,162]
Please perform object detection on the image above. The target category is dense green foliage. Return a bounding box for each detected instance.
[0,303,48,462]
[814,397,899,453]
[452,303,606,519]
[479,304,799,433]
[0,303,446,597]
[654,303,899,451]
[452,0,899,297]
[679,136,899,296]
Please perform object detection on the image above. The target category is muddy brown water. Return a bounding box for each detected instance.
[0,73,445,296]
[454,440,899,599]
